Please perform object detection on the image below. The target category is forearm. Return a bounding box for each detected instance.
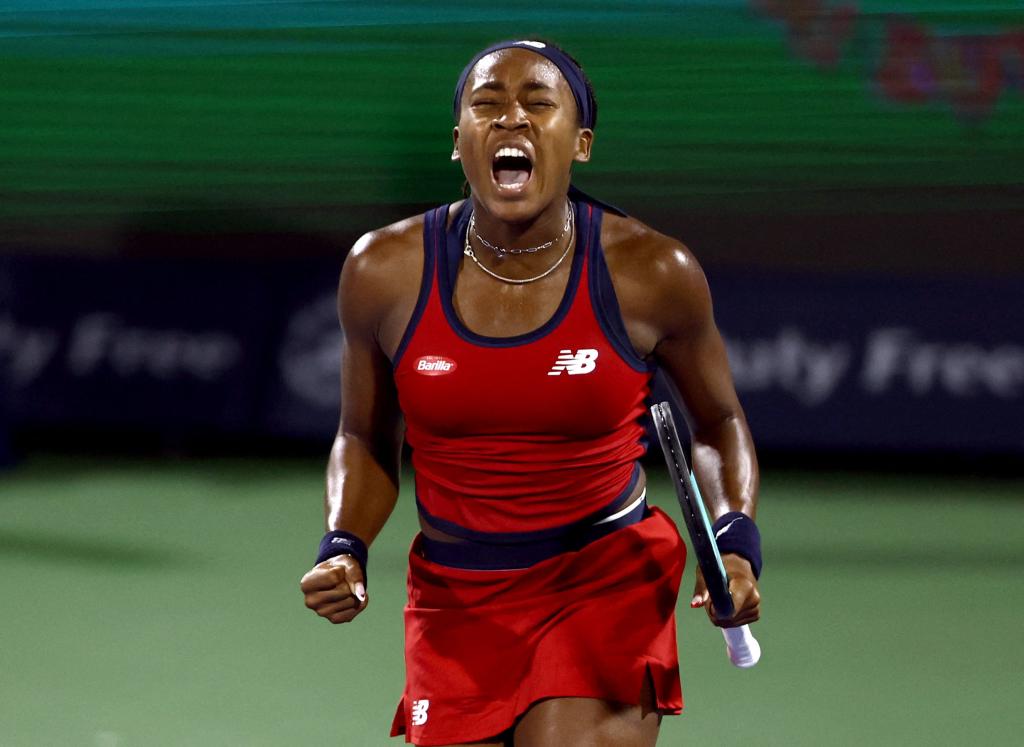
[323,431,400,546]
[691,412,759,520]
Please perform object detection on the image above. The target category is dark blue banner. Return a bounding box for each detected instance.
[708,272,1024,452]
[2,257,1021,453]
[0,257,277,432]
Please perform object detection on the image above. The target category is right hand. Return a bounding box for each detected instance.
[689,556,761,628]
[300,554,368,624]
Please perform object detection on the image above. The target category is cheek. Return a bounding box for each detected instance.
[539,131,583,168]
[457,139,489,172]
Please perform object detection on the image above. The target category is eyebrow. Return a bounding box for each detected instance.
[470,79,558,94]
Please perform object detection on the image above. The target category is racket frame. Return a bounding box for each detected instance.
[649,401,761,668]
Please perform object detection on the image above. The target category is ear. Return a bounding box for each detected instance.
[451,127,461,161]
[573,128,594,163]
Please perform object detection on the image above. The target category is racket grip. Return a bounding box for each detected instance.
[722,625,761,668]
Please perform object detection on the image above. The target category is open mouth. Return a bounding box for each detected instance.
[492,146,533,189]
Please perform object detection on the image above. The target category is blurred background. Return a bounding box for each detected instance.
[1,1,1022,745]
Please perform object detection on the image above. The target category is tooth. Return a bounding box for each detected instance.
[494,146,529,161]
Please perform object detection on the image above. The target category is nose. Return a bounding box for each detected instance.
[492,100,528,131]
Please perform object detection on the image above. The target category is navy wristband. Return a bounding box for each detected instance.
[711,512,762,579]
[316,531,368,585]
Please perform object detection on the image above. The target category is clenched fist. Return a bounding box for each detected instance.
[300,554,368,624]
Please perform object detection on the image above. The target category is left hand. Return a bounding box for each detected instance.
[690,553,761,628]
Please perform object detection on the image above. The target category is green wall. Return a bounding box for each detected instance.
[2,1,1021,256]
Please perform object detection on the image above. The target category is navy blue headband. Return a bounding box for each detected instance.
[452,40,596,129]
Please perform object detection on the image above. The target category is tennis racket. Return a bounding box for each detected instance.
[650,401,762,668]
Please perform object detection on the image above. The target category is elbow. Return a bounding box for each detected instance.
[692,410,747,443]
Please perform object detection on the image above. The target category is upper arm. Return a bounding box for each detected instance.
[646,240,744,436]
[336,232,407,478]
[607,217,757,513]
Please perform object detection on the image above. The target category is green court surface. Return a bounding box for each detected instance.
[1,456,1022,746]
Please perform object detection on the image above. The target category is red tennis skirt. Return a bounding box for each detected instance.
[390,507,686,745]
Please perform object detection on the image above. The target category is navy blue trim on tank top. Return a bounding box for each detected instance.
[435,199,591,348]
[391,207,441,369]
[415,461,640,544]
[587,208,657,374]
[568,184,628,217]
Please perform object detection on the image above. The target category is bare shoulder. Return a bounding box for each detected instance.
[339,213,426,348]
[342,213,425,291]
[600,212,711,323]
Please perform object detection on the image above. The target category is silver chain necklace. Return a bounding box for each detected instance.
[463,203,575,285]
[469,198,573,256]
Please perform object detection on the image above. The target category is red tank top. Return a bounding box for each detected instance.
[393,199,655,536]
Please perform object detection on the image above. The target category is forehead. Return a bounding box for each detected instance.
[465,48,569,94]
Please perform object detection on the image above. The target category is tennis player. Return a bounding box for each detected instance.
[300,40,762,746]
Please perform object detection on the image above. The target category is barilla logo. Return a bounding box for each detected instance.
[415,355,457,376]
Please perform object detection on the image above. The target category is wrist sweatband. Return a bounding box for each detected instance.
[316,531,368,585]
[711,512,762,579]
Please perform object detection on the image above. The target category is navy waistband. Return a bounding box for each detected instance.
[418,491,648,571]
[415,462,642,545]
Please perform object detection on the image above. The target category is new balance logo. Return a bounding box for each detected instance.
[411,699,430,726]
[548,349,598,375]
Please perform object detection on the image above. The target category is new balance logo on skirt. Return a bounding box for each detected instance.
[548,349,598,375]
[411,699,430,726]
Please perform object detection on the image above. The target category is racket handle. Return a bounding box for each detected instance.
[722,625,761,668]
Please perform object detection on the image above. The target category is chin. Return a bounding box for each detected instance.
[483,195,535,223]
[475,183,560,224]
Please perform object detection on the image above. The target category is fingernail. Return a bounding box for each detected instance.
[690,595,702,608]
[354,582,366,602]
